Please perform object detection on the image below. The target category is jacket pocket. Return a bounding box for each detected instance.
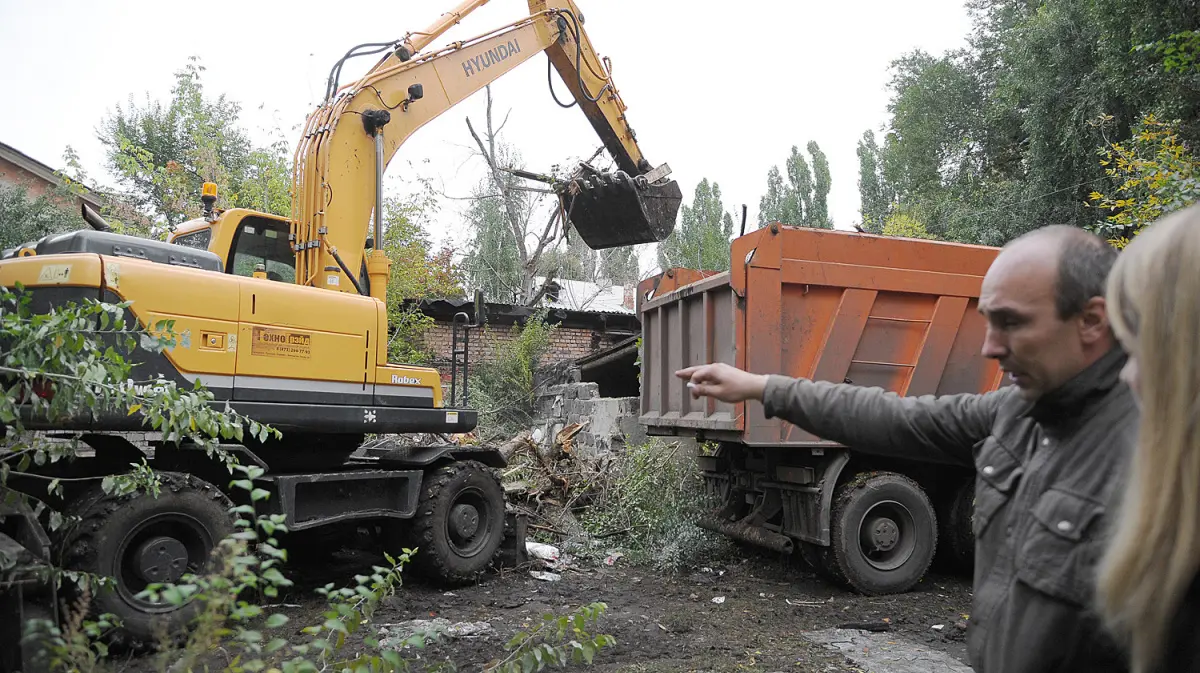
[973,439,1023,539]
[1016,487,1106,606]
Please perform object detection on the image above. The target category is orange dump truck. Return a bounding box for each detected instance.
[638,223,1006,595]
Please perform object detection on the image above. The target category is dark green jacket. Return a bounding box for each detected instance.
[762,347,1138,673]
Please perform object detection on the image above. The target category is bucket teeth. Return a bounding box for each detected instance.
[560,166,682,250]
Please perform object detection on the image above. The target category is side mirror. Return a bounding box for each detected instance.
[474,289,486,327]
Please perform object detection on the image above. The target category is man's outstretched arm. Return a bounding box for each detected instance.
[676,363,1005,467]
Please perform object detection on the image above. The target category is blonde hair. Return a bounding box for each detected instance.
[1097,202,1200,673]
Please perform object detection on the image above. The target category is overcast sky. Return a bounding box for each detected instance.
[0,0,972,277]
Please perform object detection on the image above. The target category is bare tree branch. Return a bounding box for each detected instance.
[465,116,496,172]
[495,107,514,137]
[584,144,606,165]
[530,207,563,265]
[508,186,557,194]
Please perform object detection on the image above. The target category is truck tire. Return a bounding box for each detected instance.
[937,477,975,572]
[409,461,505,584]
[55,472,234,649]
[825,471,937,596]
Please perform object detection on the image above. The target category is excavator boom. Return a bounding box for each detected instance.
[292,0,681,295]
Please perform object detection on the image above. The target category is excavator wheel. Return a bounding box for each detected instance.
[407,460,506,584]
[563,170,683,250]
[54,472,234,650]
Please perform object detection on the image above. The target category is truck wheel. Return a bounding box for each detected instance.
[938,478,975,572]
[826,472,937,596]
[410,461,505,584]
[55,472,234,649]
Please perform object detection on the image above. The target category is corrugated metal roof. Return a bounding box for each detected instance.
[533,276,635,314]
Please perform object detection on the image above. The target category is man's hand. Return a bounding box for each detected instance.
[675,363,769,403]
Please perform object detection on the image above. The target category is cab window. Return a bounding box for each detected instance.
[172,229,212,251]
[229,218,295,283]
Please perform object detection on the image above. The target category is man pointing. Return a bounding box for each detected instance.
[676,225,1137,673]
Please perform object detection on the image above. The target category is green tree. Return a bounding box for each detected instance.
[380,186,465,365]
[808,141,832,228]
[462,174,524,303]
[599,246,640,285]
[881,210,938,240]
[460,87,569,304]
[857,130,893,232]
[537,223,597,283]
[787,146,814,225]
[875,0,1200,246]
[1087,113,1200,249]
[757,143,832,229]
[0,184,81,251]
[757,166,791,227]
[657,178,734,272]
[98,57,292,237]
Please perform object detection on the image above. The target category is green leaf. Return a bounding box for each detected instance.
[266,613,289,628]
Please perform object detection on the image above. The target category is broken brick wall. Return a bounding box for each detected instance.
[420,321,624,381]
[533,381,645,458]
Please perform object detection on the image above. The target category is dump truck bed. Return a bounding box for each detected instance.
[639,224,1007,446]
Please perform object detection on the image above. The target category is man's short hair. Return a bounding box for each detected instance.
[1008,225,1118,319]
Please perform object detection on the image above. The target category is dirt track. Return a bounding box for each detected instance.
[269,543,975,673]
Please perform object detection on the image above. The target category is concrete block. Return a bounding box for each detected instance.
[617,398,639,415]
[576,385,593,401]
[566,386,578,400]
[620,417,647,447]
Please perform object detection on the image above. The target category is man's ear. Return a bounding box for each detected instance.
[1078,296,1110,344]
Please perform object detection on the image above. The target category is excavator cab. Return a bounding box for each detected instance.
[558,163,683,249]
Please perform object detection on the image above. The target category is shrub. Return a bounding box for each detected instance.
[579,438,731,572]
[471,308,556,440]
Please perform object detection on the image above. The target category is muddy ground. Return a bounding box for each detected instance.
[113,540,974,673]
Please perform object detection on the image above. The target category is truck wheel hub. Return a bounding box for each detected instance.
[868,518,900,551]
[450,504,480,539]
[135,535,189,583]
[857,499,917,571]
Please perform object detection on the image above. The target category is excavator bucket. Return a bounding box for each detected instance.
[560,165,683,250]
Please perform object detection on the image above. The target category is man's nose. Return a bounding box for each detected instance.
[981,328,1007,359]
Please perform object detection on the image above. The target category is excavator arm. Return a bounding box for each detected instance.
[292,0,681,297]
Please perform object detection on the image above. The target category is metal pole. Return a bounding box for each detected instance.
[374,130,385,248]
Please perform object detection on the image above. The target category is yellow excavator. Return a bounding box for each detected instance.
[0,0,680,653]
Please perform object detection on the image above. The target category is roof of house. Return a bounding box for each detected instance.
[0,140,105,211]
[532,276,635,314]
[410,297,641,334]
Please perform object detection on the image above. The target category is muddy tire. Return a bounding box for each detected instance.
[936,477,975,573]
[409,461,505,584]
[55,472,234,649]
[825,471,937,596]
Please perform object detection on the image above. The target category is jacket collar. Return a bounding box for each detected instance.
[1024,345,1129,425]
